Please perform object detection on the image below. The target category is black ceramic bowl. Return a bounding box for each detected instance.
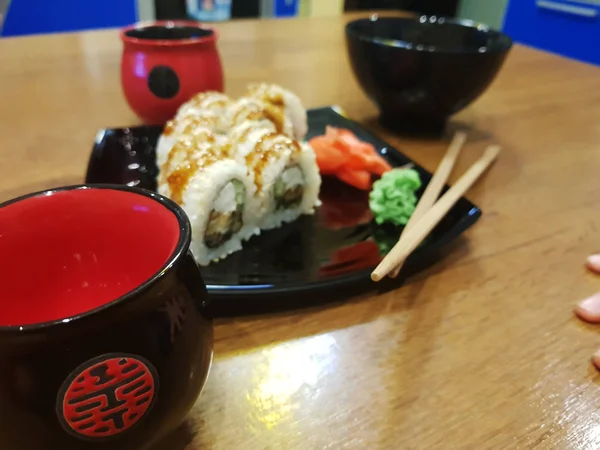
[0,185,212,450]
[345,15,513,134]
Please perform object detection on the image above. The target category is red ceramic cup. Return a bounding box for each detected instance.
[120,21,224,125]
[0,185,212,450]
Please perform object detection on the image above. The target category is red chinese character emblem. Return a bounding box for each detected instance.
[57,354,158,440]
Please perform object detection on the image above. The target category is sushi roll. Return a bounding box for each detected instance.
[156,92,231,167]
[222,96,295,138]
[175,91,231,122]
[158,134,260,266]
[245,83,308,141]
[157,114,218,167]
[229,125,321,230]
[155,84,320,265]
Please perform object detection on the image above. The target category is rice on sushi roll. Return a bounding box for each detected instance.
[156,115,217,167]
[245,83,308,141]
[229,124,321,230]
[158,134,260,266]
[156,92,231,167]
[222,96,295,138]
[175,91,231,122]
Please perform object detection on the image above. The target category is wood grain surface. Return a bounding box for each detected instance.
[2,11,600,450]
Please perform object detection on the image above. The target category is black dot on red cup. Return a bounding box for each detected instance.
[147,66,180,99]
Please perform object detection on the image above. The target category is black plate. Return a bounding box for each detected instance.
[86,107,481,316]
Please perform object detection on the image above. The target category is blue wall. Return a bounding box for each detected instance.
[503,0,600,66]
[274,0,298,17]
[2,0,138,37]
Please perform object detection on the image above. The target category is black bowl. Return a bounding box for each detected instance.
[345,15,512,135]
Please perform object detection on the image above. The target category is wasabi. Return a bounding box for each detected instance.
[369,168,422,226]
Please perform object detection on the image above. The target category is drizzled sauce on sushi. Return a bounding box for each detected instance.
[164,92,231,139]
[262,106,285,135]
[163,135,233,205]
[163,116,217,137]
[186,92,229,110]
[290,140,301,154]
[237,126,253,144]
[166,165,196,205]
[245,133,301,193]
[163,121,176,136]
[162,141,198,204]
[245,132,279,192]
[183,117,219,136]
[247,84,285,108]
[269,94,284,107]
[232,102,286,135]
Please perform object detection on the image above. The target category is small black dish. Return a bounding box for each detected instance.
[346,16,512,136]
[86,107,481,316]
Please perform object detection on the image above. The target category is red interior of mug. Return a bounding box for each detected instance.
[0,188,181,327]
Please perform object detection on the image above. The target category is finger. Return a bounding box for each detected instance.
[575,292,600,323]
[593,351,600,371]
[586,254,600,274]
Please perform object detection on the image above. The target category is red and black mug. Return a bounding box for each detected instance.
[0,185,212,450]
[120,21,224,124]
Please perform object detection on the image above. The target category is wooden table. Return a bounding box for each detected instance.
[2,11,600,450]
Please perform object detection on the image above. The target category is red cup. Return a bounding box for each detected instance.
[120,21,224,125]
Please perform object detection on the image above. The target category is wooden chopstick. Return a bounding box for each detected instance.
[371,145,501,282]
[388,131,467,278]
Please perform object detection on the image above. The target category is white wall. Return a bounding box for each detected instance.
[458,0,509,29]
[137,0,156,21]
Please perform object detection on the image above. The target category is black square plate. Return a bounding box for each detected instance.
[86,106,480,316]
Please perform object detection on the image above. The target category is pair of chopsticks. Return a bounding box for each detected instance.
[371,132,500,282]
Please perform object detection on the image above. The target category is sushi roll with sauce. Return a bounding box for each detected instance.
[245,83,308,141]
[175,91,231,122]
[156,92,231,167]
[155,84,319,265]
[157,114,218,167]
[229,123,321,230]
[222,97,295,138]
[158,134,260,266]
